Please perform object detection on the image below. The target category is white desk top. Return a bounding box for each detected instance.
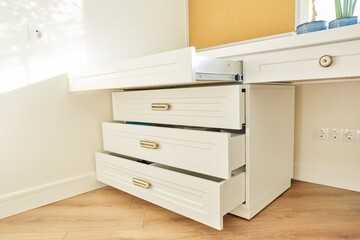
[198,24,360,59]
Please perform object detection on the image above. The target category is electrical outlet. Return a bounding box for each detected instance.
[356,130,360,142]
[329,128,343,141]
[313,127,329,140]
[343,129,356,142]
[27,24,45,42]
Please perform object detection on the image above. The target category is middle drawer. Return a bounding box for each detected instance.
[102,122,245,179]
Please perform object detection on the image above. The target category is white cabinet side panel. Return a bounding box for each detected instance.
[232,85,295,218]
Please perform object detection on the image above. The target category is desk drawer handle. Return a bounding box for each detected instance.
[132,178,151,189]
[319,55,333,68]
[139,140,159,149]
[151,103,170,111]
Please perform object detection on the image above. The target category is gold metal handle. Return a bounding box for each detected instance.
[132,178,151,189]
[151,103,170,111]
[319,55,333,68]
[139,140,159,149]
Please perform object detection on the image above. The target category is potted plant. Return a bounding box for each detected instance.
[329,0,358,28]
[296,0,328,34]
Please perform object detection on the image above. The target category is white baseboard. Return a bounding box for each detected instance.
[293,165,360,192]
[0,173,105,219]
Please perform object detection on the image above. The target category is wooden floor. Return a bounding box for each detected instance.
[1,180,359,240]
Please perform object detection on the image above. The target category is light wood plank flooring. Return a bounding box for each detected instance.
[1,180,359,240]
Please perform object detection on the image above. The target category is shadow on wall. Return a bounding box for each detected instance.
[0,0,87,94]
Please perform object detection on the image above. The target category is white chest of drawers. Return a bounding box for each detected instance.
[70,47,294,230]
[96,83,294,230]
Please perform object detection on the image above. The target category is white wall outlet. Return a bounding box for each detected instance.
[329,128,343,141]
[27,24,46,42]
[343,129,356,142]
[356,130,360,142]
[313,127,329,140]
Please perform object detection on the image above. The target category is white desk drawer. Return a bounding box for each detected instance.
[244,40,360,83]
[102,122,245,179]
[112,85,245,130]
[95,152,245,230]
[70,47,242,91]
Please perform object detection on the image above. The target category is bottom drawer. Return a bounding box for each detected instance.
[95,152,245,230]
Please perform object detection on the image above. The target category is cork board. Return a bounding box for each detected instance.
[189,0,296,49]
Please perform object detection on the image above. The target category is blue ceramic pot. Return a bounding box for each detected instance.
[296,20,328,34]
[329,16,358,29]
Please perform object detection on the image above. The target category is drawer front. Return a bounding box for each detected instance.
[112,85,245,130]
[95,152,245,230]
[244,40,360,83]
[102,122,245,179]
[70,48,195,91]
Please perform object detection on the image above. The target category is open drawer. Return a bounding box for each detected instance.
[112,84,246,130]
[102,122,245,179]
[69,47,242,91]
[95,152,245,230]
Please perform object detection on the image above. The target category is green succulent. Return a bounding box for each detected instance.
[335,0,357,18]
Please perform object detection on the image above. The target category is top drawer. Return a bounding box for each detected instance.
[69,47,242,91]
[244,40,360,83]
[112,85,246,130]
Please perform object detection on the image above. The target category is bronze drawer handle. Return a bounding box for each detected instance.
[139,140,159,149]
[319,55,333,68]
[151,103,170,111]
[132,177,151,189]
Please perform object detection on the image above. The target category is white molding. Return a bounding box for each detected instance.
[296,0,310,26]
[0,173,105,219]
[293,165,360,192]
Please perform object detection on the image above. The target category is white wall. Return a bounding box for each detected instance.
[0,0,188,93]
[0,0,188,218]
[294,81,360,192]
[0,75,112,218]
[83,0,188,68]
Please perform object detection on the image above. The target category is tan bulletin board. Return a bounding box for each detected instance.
[188,0,295,49]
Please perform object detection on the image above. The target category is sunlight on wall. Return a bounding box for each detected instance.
[0,0,188,94]
[0,66,26,93]
[0,0,87,93]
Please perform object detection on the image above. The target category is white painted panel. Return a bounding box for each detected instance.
[95,152,245,230]
[112,85,245,130]
[102,123,245,179]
